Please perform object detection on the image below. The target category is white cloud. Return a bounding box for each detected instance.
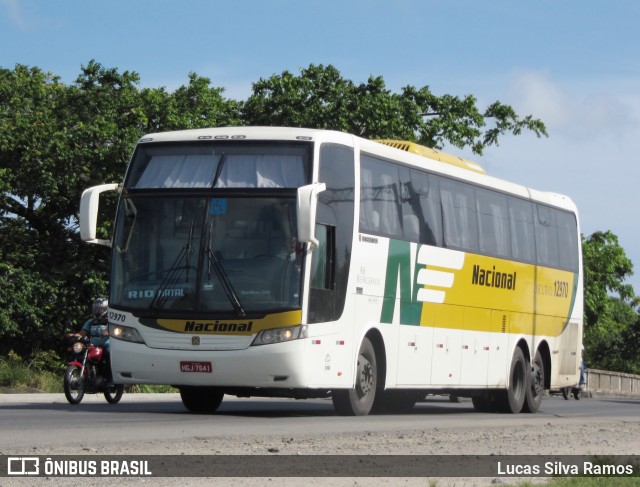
[506,70,638,141]
[0,0,27,30]
[483,71,640,292]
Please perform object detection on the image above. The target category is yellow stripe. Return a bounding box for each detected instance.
[418,253,575,337]
[155,310,302,335]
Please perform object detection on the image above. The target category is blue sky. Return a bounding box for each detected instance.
[2,0,640,291]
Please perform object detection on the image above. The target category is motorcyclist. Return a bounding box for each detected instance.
[75,298,113,387]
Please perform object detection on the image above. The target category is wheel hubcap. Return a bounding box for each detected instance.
[531,363,543,395]
[356,356,373,398]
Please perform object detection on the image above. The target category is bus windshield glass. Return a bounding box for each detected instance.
[111,195,302,314]
[111,141,310,315]
[126,142,308,189]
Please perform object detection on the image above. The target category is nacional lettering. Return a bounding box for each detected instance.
[184,320,253,333]
[472,265,516,290]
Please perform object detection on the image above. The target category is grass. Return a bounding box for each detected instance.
[0,350,176,393]
[0,350,63,392]
[520,479,640,486]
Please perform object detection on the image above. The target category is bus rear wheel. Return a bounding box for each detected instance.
[496,347,527,413]
[332,337,379,416]
[523,349,544,413]
[180,386,224,414]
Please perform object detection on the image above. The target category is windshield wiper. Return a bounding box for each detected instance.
[150,220,194,310]
[116,198,137,254]
[205,220,246,318]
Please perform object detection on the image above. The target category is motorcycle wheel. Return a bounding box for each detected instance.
[64,365,85,404]
[104,385,124,404]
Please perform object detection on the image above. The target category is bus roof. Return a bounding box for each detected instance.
[136,126,577,214]
[374,140,486,174]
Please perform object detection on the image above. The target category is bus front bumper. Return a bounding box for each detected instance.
[110,338,311,388]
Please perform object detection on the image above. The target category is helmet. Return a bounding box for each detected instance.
[92,298,108,321]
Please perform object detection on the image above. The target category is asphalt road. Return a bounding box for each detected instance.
[1,392,639,452]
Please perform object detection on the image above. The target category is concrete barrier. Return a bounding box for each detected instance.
[585,368,640,397]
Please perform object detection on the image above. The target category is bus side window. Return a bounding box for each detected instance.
[311,224,334,290]
[402,168,441,246]
[556,210,579,271]
[508,197,535,263]
[440,178,479,252]
[359,154,402,239]
[477,188,510,258]
[535,205,560,268]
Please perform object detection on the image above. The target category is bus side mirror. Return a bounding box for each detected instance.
[297,183,326,250]
[79,183,120,246]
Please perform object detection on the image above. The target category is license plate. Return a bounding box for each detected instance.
[179,361,212,373]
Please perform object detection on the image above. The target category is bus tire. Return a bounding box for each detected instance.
[332,337,379,416]
[180,386,224,414]
[523,349,544,413]
[496,346,527,413]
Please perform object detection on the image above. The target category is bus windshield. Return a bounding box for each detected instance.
[111,195,302,314]
[126,142,308,189]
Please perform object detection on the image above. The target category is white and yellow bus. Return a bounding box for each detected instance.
[80,127,583,415]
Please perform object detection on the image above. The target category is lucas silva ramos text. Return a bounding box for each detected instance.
[497,460,634,476]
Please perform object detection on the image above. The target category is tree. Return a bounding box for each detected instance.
[0,61,239,355]
[139,72,242,133]
[242,64,547,154]
[582,231,639,373]
[0,64,79,355]
[0,60,554,359]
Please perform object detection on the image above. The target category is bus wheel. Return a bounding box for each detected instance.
[180,386,224,414]
[523,350,544,413]
[496,347,527,413]
[332,337,379,416]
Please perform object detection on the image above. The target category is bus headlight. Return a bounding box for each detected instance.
[251,325,307,346]
[109,324,146,344]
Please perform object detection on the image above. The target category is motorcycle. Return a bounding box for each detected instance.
[63,335,124,404]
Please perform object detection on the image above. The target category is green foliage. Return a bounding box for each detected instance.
[0,351,63,392]
[0,61,241,356]
[582,231,640,373]
[0,351,175,393]
[243,64,547,154]
[127,384,178,394]
[547,479,640,486]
